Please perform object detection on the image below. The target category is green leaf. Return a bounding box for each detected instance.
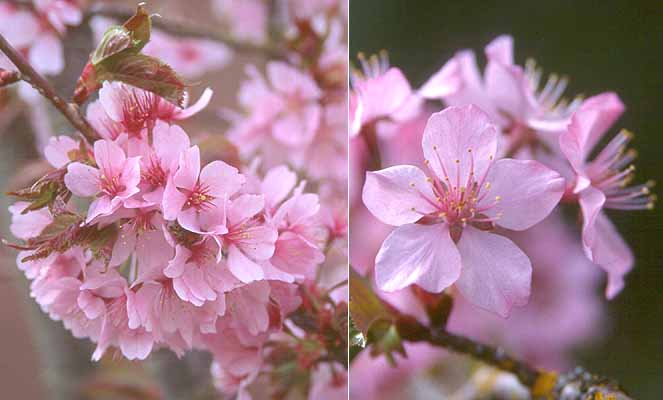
[122,2,151,51]
[348,268,391,335]
[92,26,133,65]
[95,53,186,107]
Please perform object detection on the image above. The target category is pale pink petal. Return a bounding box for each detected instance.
[589,213,633,299]
[119,157,142,196]
[200,160,245,198]
[442,50,488,110]
[349,93,362,136]
[375,223,461,292]
[267,61,321,99]
[162,177,188,220]
[94,140,127,177]
[456,227,531,317]
[362,165,437,226]
[98,81,127,122]
[44,135,77,168]
[418,57,461,99]
[485,35,514,65]
[65,162,100,197]
[232,225,277,260]
[120,330,153,360]
[164,245,190,278]
[29,33,64,75]
[228,194,264,225]
[260,165,297,208]
[271,231,324,278]
[422,105,498,187]
[9,202,53,240]
[77,291,105,319]
[228,245,265,283]
[560,92,625,174]
[174,146,201,190]
[483,159,565,231]
[153,122,191,169]
[272,104,320,146]
[174,88,214,119]
[356,68,412,123]
[86,196,113,222]
[110,224,136,266]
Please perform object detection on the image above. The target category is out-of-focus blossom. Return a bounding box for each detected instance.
[439,35,584,158]
[560,92,655,298]
[350,52,460,137]
[212,0,267,44]
[363,105,565,316]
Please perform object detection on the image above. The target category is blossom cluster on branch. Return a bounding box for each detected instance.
[350,35,653,398]
[3,1,347,399]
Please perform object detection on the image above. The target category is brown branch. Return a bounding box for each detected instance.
[85,3,285,59]
[395,315,632,399]
[0,34,98,142]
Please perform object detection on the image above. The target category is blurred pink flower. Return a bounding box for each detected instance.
[363,105,565,316]
[560,92,654,298]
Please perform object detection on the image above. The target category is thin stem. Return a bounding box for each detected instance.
[85,3,285,59]
[0,34,98,142]
[396,316,540,387]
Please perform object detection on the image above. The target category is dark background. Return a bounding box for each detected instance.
[351,1,663,397]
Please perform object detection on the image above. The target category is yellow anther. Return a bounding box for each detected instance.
[485,182,491,189]
[467,148,472,153]
[426,177,433,183]
[432,145,438,150]
[455,159,460,164]
[438,212,446,217]
[424,159,430,165]
[495,195,502,201]
[409,182,415,187]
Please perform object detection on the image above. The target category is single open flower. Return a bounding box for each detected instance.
[559,92,655,298]
[363,105,564,316]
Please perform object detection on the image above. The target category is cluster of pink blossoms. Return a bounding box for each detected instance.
[9,82,335,395]
[351,34,654,384]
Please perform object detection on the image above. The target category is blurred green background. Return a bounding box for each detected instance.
[351,0,663,397]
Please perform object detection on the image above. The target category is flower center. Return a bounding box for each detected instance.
[410,146,503,238]
[184,183,215,211]
[100,173,125,196]
[142,155,167,187]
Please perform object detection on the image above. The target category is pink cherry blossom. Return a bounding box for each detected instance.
[9,202,53,240]
[559,92,654,298]
[43,135,78,168]
[362,105,565,316]
[88,81,213,139]
[350,52,460,136]
[162,145,244,233]
[64,139,141,222]
[212,0,268,44]
[440,35,584,157]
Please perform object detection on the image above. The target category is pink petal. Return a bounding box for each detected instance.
[227,245,265,283]
[443,50,490,112]
[456,227,531,317]
[29,33,63,75]
[164,245,190,278]
[272,104,320,146]
[421,105,498,188]
[271,231,324,278]
[418,57,461,99]
[228,194,264,225]
[9,202,53,240]
[174,146,201,190]
[94,140,126,177]
[267,61,321,99]
[110,224,136,266]
[233,225,277,260]
[153,122,191,170]
[162,176,188,220]
[362,165,437,226]
[357,67,412,123]
[349,93,363,136]
[77,291,105,319]
[174,88,214,119]
[86,196,113,222]
[260,165,297,208]
[120,330,153,360]
[44,135,77,168]
[200,160,245,198]
[375,223,461,292]
[483,159,565,231]
[560,92,625,173]
[119,156,142,196]
[484,35,514,65]
[64,162,100,197]
[589,212,633,299]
